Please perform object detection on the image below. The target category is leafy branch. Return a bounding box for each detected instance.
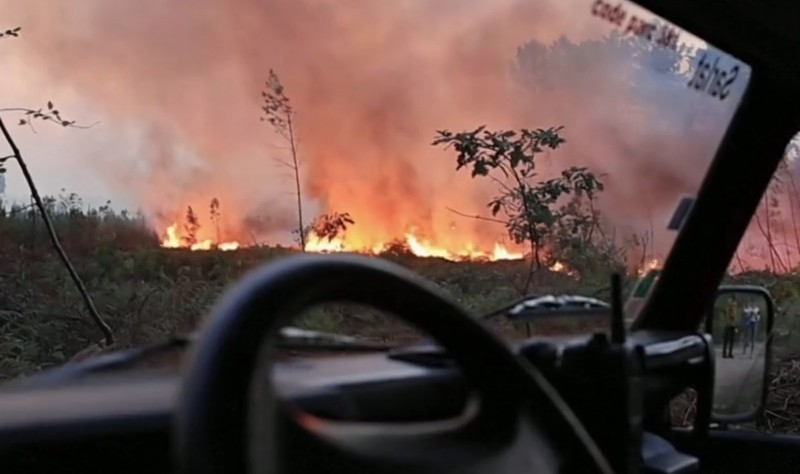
[311,212,356,242]
[0,102,100,135]
[0,26,21,38]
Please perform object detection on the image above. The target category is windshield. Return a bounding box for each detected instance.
[0,0,750,379]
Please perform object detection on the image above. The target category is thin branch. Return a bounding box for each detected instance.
[274,172,297,181]
[0,107,101,130]
[248,230,261,247]
[266,144,293,151]
[0,115,114,346]
[445,206,508,225]
[273,157,297,170]
[488,174,514,194]
[7,202,36,215]
[270,126,290,143]
[734,250,746,274]
[754,211,788,273]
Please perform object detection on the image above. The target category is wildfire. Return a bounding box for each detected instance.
[161,223,240,251]
[639,258,662,276]
[159,221,524,262]
[304,232,524,261]
[158,220,664,277]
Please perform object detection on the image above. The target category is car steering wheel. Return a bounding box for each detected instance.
[174,253,614,474]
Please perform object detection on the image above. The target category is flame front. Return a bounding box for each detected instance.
[159,221,523,261]
[161,223,241,251]
[304,231,524,261]
[159,220,666,276]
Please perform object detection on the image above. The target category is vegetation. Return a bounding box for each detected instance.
[0,195,603,377]
[5,194,800,439]
[433,125,618,293]
[2,26,115,347]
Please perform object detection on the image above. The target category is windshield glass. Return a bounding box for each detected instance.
[0,0,750,378]
[724,134,800,434]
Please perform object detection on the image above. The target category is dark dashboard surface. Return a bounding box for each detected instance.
[0,345,481,441]
[0,330,709,473]
[0,344,476,474]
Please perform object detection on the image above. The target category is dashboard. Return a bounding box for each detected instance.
[0,330,710,473]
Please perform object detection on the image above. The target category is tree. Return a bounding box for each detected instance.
[512,30,696,126]
[183,206,200,246]
[514,29,694,90]
[209,197,221,244]
[432,125,604,290]
[311,212,356,242]
[261,69,307,250]
[0,27,113,345]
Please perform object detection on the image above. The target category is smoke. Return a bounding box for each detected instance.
[1,0,745,255]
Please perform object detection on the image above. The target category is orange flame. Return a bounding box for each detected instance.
[304,231,523,261]
[638,258,662,276]
[159,218,664,276]
[159,221,523,261]
[548,260,580,277]
[161,223,241,251]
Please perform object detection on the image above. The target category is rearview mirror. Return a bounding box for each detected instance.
[704,285,775,424]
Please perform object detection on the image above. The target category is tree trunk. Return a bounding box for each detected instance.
[287,114,306,251]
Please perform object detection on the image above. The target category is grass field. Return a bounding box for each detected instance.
[3,200,800,434]
[0,241,600,377]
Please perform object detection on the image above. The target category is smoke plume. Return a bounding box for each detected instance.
[1,0,745,256]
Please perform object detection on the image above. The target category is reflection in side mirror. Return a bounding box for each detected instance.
[705,285,775,425]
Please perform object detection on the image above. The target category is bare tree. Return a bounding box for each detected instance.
[209,197,221,244]
[183,206,200,246]
[260,69,307,250]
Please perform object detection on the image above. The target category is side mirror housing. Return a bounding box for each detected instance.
[705,284,775,425]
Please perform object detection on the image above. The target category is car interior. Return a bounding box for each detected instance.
[3,0,800,473]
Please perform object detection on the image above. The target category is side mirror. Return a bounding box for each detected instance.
[705,285,775,425]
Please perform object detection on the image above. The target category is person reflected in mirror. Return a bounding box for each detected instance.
[742,303,761,358]
[722,295,740,359]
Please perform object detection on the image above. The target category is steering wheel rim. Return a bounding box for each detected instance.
[174,253,613,474]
